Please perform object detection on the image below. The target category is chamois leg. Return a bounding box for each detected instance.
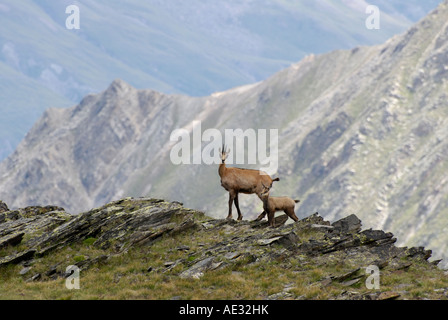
[234,193,243,221]
[267,210,276,227]
[226,192,235,220]
[255,211,267,221]
[284,208,299,222]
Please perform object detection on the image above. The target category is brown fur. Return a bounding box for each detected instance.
[255,185,299,227]
[219,145,279,221]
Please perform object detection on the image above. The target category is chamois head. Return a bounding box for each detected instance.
[219,144,230,164]
[260,182,271,199]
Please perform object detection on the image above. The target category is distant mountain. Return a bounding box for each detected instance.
[0,0,442,160]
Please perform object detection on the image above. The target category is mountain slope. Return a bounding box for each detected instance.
[1,1,448,267]
[0,0,443,160]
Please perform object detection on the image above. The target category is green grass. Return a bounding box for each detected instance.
[1,219,448,300]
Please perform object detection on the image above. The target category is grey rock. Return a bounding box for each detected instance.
[19,267,32,276]
[310,224,335,232]
[341,278,362,287]
[332,214,362,234]
[0,201,8,214]
[224,252,241,260]
[45,264,60,277]
[0,249,37,267]
[0,232,24,248]
[377,291,401,300]
[179,257,217,279]
[332,268,361,282]
[267,291,293,300]
[257,237,283,246]
[26,273,41,282]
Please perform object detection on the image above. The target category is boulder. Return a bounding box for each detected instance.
[0,201,8,214]
[331,214,362,234]
[179,257,222,279]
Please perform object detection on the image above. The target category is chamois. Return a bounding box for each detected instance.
[218,145,279,221]
[255,183,300,227]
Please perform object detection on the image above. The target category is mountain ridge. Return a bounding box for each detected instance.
[0,0,443,160]
[1,197,446,300]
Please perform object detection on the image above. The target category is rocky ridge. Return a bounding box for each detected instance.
[0,198,446,300]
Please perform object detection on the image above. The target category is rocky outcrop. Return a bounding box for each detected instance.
[0,198,442,299]
[0,205,70,258]
[0,198,200,267]
[0,201,8,214]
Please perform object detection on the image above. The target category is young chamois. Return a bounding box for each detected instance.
[255,183,300,227]
[218,145,279,221]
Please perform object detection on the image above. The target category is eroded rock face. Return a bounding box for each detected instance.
[0,201,9,214]
[0,205,70,265]
[0,198,201,266]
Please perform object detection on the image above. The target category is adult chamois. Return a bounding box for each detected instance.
[218,145,279,221]
[255,183,300,227]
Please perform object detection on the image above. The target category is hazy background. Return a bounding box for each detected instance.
[0,0,442,160]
